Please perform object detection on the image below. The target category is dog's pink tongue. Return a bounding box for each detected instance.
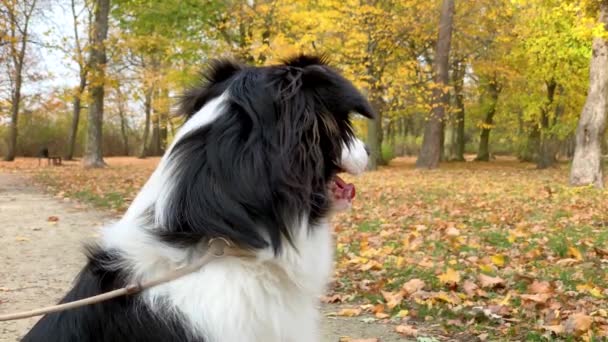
[334,176,356,200]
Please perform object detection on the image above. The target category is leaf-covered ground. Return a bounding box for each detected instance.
[2,157,607,341]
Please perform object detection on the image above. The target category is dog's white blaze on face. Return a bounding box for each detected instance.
[340,138,369,175]
[330,138,369,212]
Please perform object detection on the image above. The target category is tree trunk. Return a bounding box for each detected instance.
[519,125,541,162]
[3,0,36,161]
[66,76,86,160]
[117,89,129,156]
[367,108,383,170]
[5,67,22,161]
[570,0,608,188]
[65,0,88,161]
[453,61,466,161]
[444,119,457,160]
[475,81,499,162]
[150,113,161,156]
[139,86,153,158]
[416,0,455,169]
[537,80,558,169]
[82,0,110,168]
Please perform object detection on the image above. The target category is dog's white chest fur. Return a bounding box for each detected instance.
[103,219,333,342]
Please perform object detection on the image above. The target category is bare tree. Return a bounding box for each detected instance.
[82,0,109,168]
[570,0,608,188]
[416,0,455,169]
[475,77,500,161]
[66,0,92,160]
[115,85,129,155]
[1,0,38,161]
[139,82,153,158]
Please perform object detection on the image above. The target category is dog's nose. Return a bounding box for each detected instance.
[364,144,371,156]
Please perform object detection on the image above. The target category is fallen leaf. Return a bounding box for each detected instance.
[542,324,565,334]
[568,246,583,261]
[594,247,608,258]
[337,308,362,317]
[402,278,425,296]
[397,309,409,318]
[490,254,505,267]
[375,312,390,319]
[320,294,343,303]
[47,216,60,222]
[520,293,551,304]
[395,324,418,336]
[528,280,552,294]
[556,258,579,266]
[478,274,505,288]
[381,290,403,310]
[15,236,29,242]
[564,313,593,334]
[445,226,460,237]
[438,268,461,285]
[463,280,479,297]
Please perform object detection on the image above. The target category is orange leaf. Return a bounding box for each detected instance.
[337,308,362,317]
[381,290,403,310]
[568,246,583,261]
[528,280,552,294]
[395,325,418,336]
[564,313,593,334]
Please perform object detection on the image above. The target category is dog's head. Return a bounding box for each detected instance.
[157,55,375,252]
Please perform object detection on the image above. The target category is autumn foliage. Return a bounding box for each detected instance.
[2,157,607,339]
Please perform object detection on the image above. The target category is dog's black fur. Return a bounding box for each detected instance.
[22,55,374,342]
[157,55,374,252]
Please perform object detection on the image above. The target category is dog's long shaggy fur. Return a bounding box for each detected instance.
[23,55,374,342]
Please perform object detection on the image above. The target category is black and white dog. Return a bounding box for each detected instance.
[23,55,374,342]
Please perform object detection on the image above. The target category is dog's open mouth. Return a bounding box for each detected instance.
[330,175,355,209]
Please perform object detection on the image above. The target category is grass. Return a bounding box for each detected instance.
[1,156,608,340]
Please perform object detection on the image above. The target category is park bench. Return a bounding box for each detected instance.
[37,148,62,166]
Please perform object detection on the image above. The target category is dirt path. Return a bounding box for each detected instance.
[0,173,405,342]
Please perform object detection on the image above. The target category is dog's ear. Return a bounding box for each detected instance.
[178,59,243,117]
[282,54,330,68]
[296,61,376,120]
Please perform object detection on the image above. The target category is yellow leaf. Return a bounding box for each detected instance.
[397,309,409,318]
[438,268,461,285]
[589,287,604,298]
[500,291,513,306]
[479,264,494,273]
[568,246,583,261]
[491,254,505,267]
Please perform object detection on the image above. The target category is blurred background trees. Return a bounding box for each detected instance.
[0,0,607,185]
